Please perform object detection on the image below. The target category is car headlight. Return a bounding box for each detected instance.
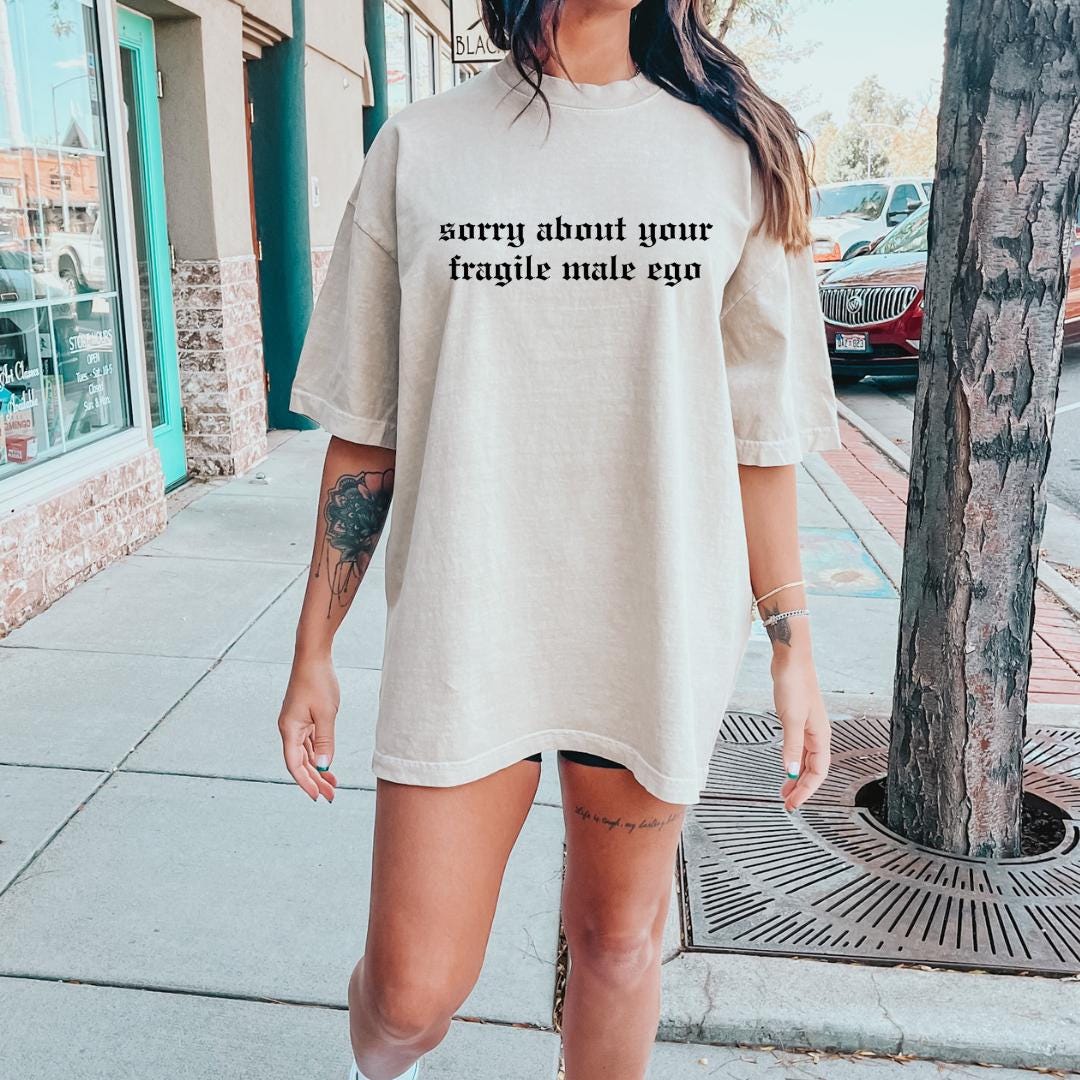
[813,239,842,263]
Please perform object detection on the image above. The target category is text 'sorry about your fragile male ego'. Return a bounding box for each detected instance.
[440,215,713,288]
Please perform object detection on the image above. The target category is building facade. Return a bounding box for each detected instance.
[0,0,484,635]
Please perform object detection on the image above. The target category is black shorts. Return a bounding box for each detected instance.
[522,750,627,769]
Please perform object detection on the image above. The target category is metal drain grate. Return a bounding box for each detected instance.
[681,712,1080,974]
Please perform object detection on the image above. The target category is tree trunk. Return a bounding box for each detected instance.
[887,0,1080,858]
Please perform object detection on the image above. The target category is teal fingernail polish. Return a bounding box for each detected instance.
[316,755,330,773]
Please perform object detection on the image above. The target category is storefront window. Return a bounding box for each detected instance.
[411,23,435,101]
[0,0,131,481]
[439,47,452,93]
[384,4,409,116]
[385,3,453,111]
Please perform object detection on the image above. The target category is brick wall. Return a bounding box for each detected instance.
[0,447,166,636]
[172,254,268,478]
[311,246,333,303]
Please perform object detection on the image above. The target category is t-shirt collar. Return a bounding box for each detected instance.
[491,54,660,110]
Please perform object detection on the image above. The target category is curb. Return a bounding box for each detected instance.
[835,399,1080,622]
[660,943,1080,1072]
[834,398,912,473]
[801,453,903,591]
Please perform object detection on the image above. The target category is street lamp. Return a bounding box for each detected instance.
[862,120,903,179]
[50,72,92,232]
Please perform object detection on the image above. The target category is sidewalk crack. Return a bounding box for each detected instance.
[869,969,904,1053]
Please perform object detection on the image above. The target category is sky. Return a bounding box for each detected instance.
[759,0,949,128]
[0,0,100,150]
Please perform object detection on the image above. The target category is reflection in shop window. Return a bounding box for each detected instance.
[0,0,130,480]
[439,47,452,94]
[411,22,434,101]
[384,3,409,116]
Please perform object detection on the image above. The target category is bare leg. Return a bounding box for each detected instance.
[349,759,541,1079]
[557,757,686,1080]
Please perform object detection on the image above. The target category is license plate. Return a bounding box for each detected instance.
[835,332,870,353]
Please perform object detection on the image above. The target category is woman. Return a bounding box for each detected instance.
[277,0,840,1075]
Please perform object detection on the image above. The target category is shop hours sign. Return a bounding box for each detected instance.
[450,0,502,64]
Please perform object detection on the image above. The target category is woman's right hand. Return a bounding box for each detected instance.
[277,649,341,802]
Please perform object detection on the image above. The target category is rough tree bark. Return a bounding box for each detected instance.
[887,0,1080,858]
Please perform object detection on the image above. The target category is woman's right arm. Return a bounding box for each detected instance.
[277,435,395,801]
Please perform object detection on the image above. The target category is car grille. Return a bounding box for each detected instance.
[819,284,919,327]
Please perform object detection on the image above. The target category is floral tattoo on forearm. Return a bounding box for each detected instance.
[316,468,394,614]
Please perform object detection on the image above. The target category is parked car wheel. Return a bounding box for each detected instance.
[59,263,92,320]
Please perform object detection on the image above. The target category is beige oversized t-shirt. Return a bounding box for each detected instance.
[290,55,841,804]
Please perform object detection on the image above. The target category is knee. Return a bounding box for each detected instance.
[565,922,660,986]
[352,965,460,1046]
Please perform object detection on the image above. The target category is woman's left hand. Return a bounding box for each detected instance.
[771,652,831,812]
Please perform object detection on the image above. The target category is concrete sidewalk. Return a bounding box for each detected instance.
[1,429,1076,1078]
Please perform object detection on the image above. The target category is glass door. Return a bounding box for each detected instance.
[117,7,186,487]
[0,0,132,482]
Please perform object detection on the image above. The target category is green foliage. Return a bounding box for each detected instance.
[820,77,934,182]
[716,0,797,39]
[849,75,911,128]
[828,124,891,181]
[719,5,939,183]
[49,0,75,38]
[718,0,834,119]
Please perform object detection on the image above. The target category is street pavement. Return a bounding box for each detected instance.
[1,428,1077,1078]
[836,344,1080,575]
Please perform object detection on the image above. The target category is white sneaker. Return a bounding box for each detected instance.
[348,1057,421,1080]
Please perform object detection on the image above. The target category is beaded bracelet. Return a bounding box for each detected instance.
[752,579,806,613]
[761,607,810,628]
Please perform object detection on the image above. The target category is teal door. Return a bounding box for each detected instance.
[118,8,187,487]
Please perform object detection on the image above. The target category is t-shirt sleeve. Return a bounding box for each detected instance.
[289,123,400,449]
[720,193,842,467]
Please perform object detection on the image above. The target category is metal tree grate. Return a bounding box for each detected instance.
[680,711,1080,974]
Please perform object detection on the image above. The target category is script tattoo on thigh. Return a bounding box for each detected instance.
[763,602,792,647]
[572,804,679,836]
[317,468,394,613]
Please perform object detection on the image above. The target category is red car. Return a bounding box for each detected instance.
[819,202,1080,385]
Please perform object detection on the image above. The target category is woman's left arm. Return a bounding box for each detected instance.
[738,462,832,812]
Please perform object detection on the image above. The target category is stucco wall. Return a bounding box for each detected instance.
[153,5,254,262]
[240,0,292,35]
[151,17,218,258]
[411,0,451,38]
[305,0,366,76]
[304,46,368,247]
[142,0,372,257]
[129,0,255,263]
[126,0,290,35]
